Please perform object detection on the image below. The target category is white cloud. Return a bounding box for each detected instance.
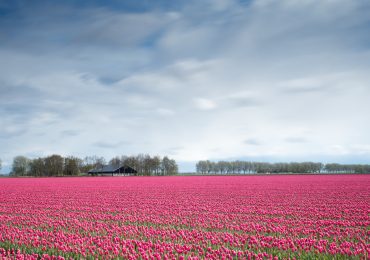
[193,98,217,110]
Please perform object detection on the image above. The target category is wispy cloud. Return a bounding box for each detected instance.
[284,137,308,143]
[193,98,217,110]
[60,130,80,137]
[93,141,131,149]
[244,138,261,146]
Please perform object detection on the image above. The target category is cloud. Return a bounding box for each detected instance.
[164,146,183,156]
[60,130,80,137]
[284,137,307,143]
[1,0,370,172]
[222,92,261,108]
[72,11,168,47]
[279,78,328,94]
[244,139,261,146]
[0,125,27,139]
[193,98,217,110]
[93,141,131,149]
[156,108,175,116]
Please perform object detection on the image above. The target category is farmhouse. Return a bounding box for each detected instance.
[88,165,137,176]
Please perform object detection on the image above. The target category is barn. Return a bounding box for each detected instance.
[88,165,137,176]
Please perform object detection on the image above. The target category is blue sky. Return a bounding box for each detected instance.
[1,0,370,173]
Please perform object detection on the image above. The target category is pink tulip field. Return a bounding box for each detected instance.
[0,175,369,259]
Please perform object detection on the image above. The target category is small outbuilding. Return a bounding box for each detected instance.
[88,165,137,176]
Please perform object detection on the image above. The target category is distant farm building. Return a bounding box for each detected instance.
[88,165,137,176]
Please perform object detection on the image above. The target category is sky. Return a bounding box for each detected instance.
[1,0,370,173]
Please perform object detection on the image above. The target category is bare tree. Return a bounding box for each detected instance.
[109,156,121,167]
[152,156,161,175]
[29,158,45,177]
[64,156,82,176]
[12,156,30,176]
[161,156,178,175]
[196,161,208,174]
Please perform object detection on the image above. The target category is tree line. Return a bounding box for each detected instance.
[9,154,178,177]
[196,160,370,174]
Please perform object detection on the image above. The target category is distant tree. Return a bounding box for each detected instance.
[325,163,341,173]
[161,156,171,175]
[241,161,251,174]
[12,156,30,176]
[121,154,168,176]
[80,156,94,173]
[109,156,121,167]
[134,154,145,174]
[94,156,106,169]
[208,161,216,174]
[168,158,178,175]
[353,164,368,174]
[313,162,323,173]
[254,162,270,173]
[143,154,152,176]
[119,155,129,166]
[64,156,82,176]
[161,156,178,175]
[81,156,106,172]
[44,155,64,176]
[217,161,228,174]
[226,162,233,174]
[29,158,45,177]
[195,160,354,175]
[152,156,161,175]
[234,161,243,174]
[196,161,208,174]
[125,156,139,173]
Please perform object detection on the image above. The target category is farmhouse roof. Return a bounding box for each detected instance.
[88,164,137,173]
